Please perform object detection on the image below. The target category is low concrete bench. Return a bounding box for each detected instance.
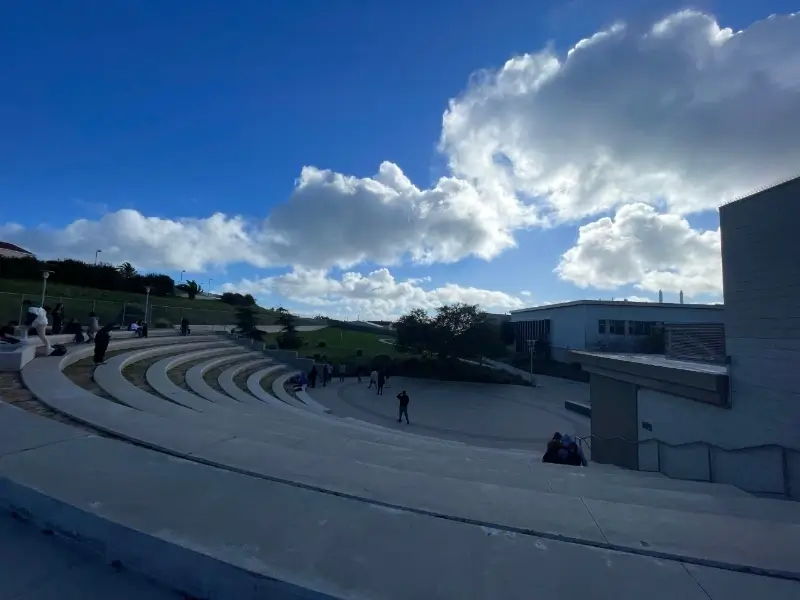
[565,400,591,418]
[217,359,276,405]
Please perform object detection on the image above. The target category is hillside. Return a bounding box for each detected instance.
[0,279,317,327]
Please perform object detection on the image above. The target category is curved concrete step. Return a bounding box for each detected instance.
[265,371,331,413]
[217,359,278,405]
[185,351,265,406]
[6,413,795,600]
[145,347,250,410]
[25,339,760,500]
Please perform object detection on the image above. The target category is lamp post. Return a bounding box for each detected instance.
[94,249,102,265]
[144,286,151,325]
[180,270,185,282]
[526,339,538,388]
[208,278,212,298]
[40,271,53,305]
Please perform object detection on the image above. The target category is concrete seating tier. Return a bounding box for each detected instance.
[2,402,799,599]
[27,338,771,496]
[9,335,800,598]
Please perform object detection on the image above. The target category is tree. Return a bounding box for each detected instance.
[276,306,303,349]
[394,308,434,354]
[235,305,262,340]
[117,262,137,279]
[221,292,257,307]
[176,279,203,299]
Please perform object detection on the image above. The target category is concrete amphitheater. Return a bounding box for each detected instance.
[1,332,799,599]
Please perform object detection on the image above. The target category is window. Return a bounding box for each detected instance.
[598,319,606,334]
[629,321,657,336]
[609,320,626,335]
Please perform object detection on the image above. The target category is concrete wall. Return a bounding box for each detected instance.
[720,177,800,452]
[637,389,795,496]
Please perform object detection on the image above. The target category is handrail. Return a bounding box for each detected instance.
[576,434,799,498]
[576,434,800,455]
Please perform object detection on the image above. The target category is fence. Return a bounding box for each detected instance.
[578,435,800,499]
[0,291,238,330]
[664,323,726,364]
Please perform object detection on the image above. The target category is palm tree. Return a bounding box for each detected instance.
[117,262,137,279]
[176,279,203,300]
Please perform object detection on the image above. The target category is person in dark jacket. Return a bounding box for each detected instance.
[52,303,65,335]
[93,324,114,365]
[376,371,386,395]
[180,317,190,336]
[396,390,410,424]
[309,365,318,388]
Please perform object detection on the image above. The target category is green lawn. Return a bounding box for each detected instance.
[263,326,399,362]
[0,279,308,327]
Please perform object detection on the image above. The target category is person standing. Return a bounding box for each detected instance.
[338,362,346,382]
[376,370,385,395]
[396,390,410,424]
[309,365,318,388]
[86,312,100,343]
[93,324,113,366]
[52,303,65,335]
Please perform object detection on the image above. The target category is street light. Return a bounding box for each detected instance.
[144,286,152,325]
[525,339,538,388]
[208,278,212,297]
[94,249,102,265]
[180,270,185,282]
[40,271,54,305]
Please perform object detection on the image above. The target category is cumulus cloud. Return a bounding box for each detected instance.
[3,9,797,299]
[555,203,722,297]
[440,10,800,221]
[220,268,526,320]
[0,211,268,272]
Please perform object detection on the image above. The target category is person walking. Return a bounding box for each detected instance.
[326,363,333,385]
[368,369,378,389]
[356,365,363,383]
[376,370,385,395]
[338,362,346,382]
[180,317,191,336]
[396,390,410,424]
[21,301,52,355]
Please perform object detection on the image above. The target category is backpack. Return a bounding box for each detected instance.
[49,344,68,357]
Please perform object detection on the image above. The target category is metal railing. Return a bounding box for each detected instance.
[577,434,799,499]
[0,291,237,329]
[665,323,726,364]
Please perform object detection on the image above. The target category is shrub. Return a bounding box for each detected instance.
[153,318,172,329]
[317,341,326,348]
[266,343,278,350]
[312,353,322,361]
[355,348,363,357]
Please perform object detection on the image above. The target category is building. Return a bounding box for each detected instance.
[510,300,723,361]
[569,175,800,497]
[0,241,35,259]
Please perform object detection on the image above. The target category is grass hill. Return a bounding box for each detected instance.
[0,279,318,327]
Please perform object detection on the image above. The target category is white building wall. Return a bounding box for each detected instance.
[637,389,797,495]
[720,178,800,457]
[583,304,723,351]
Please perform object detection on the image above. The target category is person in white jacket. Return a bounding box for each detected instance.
[21,300,52,355]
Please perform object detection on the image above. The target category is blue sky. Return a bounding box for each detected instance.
[2,1,798,317]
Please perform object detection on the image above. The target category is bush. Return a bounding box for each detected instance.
[353,356,528,385]
[266,343,278,350]
[312,353,322,361]
[355,348,363,357]
[317,341,326,348]
[154,318,172,329]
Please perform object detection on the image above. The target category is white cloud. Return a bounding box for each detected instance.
[3,10,797,299]
[220,268,526,320]
[440,10,800,221]
[555,203,722,297]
